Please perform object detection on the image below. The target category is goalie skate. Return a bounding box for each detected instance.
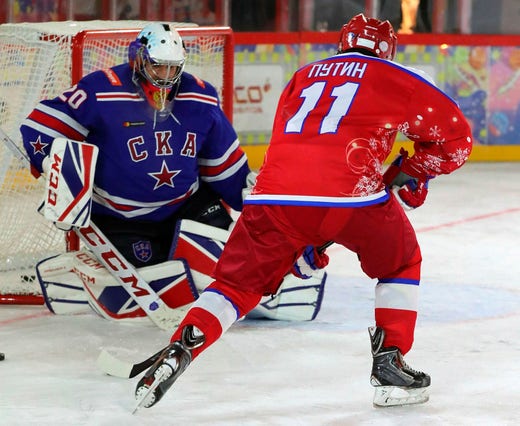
[133,325,205,413]
[369,326,430,407]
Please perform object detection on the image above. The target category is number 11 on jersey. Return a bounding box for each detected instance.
[285,81,360,135]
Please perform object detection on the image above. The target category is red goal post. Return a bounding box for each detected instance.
[0,21,234,304]
[71,26,234,120]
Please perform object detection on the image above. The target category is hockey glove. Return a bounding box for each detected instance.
[291,245,329,280]
[383,148,431,211]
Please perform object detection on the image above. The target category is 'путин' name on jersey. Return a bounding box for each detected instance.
[307,61,367,79]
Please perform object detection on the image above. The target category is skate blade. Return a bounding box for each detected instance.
[373,385,429,407]
[132,368,170,414]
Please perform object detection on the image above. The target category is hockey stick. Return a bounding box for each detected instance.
[75,222,189,331]
[97,346,165,379]
[0,126,31,163]
[318,240,333,252]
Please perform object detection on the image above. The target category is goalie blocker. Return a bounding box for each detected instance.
[40,138,98,228]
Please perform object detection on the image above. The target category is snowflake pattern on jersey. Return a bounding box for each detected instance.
[420,154,444,174]
[397,115,472,176]
[449,147,471,166]
[397,121,419,140]
[345,137,384,196]
[429,124,443,140]
[353,175,381,196]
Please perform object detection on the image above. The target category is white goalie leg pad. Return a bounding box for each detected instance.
[247,270,327,321]
[42,138,98,228]
[71,248,138,321]
[37,249,124,316]
[175,219,231,243]
[38,248,198,323]
[36,252,90,315]
[373,386,430,407]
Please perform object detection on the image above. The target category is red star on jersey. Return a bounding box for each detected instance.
[30,136,48,155]
[148,160,180,190]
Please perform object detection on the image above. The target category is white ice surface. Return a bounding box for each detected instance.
[1,162,519,425]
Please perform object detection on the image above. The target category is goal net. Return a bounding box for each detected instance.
[0,21,234,303]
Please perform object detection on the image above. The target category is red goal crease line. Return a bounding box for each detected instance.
[0,310,52,326]
[416,207,520,233]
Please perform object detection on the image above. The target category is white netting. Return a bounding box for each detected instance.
[0,21,231,296]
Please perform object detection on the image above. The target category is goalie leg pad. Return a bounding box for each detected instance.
[247,270,327,321]
[170,219,328,321]
[169,219,230,291]
[36,253,90,315]
[37,249,198,323]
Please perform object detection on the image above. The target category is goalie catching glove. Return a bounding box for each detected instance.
[291,245,329,279]
[383,148,432,210]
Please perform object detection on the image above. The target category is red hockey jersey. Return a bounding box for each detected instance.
[246,52,472,207]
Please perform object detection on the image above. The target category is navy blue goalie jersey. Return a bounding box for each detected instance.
[20,63,250,221]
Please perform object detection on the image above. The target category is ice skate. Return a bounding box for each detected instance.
[134,325,205,412]
[368,326,430,407]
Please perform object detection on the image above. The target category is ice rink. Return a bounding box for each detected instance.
[1,162,519,426]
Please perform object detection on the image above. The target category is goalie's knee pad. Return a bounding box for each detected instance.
[247,271,328,321]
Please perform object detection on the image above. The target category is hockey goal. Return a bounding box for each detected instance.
[0,21,234,303]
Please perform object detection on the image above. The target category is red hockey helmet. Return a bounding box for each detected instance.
[338,14,397,60]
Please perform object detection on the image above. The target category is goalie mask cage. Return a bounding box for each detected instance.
[0,21,234,304]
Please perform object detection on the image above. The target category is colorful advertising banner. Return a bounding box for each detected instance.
[234,34,520,166]
[233,64,284,133]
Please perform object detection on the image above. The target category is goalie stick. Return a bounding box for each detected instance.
[97,240,334,379]
[75,222,189,331]
[0,126,31,164]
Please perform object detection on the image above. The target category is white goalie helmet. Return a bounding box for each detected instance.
[129,23,186,117]
[129,22,186,88]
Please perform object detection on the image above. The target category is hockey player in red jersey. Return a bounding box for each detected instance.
[133,14,472,409]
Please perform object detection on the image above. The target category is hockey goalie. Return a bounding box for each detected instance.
[19,24,327,326]
[25,141,327,326]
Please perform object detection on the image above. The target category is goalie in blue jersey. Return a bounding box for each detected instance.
[20,23,327,324]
